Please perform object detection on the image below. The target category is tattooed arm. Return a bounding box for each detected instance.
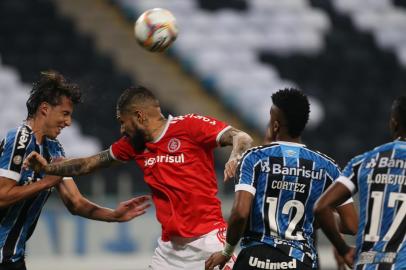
[24,150,120,176]
[219,127,253,181]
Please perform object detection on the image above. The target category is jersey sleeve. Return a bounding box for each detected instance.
[235,150,259,196]
[336,154,365,195]
[110,136,136,162]
[185,114,231,148]
[0,127,32,181]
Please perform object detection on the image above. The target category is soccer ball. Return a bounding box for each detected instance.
[134,8,178,52]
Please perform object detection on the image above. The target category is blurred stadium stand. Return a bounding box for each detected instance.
[1,0,406,269]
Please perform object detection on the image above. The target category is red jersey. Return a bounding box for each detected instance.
[110,114,231,241]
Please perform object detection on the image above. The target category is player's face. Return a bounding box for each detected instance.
[117,111,148,152]
[43,96,73,139]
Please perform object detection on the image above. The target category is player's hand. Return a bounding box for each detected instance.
[23,151,48,173]
[205,251,230,270]
[113,195,151,222]
[343,246,356,269]
[333,248,347,270]
[224,158,239,182]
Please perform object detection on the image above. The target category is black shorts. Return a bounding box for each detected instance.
[233,244,314,270]
[0,259,26,270]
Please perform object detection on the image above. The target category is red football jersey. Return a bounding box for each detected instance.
[110,114,231,241]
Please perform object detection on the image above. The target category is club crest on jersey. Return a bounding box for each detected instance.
[13,155,22,165]
[366,158,377,168]
[168,138,181,153]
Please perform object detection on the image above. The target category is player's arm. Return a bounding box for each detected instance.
[224,190,253,245]
[56,178,150,222]
[0,176,61,208]
[24,149,121,176]
[314,182,355,266]
[219,127,253,181]
[336,201,358,235]
[205,190,253,270]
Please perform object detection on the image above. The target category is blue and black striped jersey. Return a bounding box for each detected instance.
[338,139,406,270]
[235,141,343,268]
[0,124,65,263]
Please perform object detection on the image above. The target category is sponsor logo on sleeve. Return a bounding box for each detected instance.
[17,127,30,150]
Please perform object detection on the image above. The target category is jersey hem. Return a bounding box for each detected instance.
[216,126,232,145]
[109,146,125,162]
[235,183,256,195]
[336,176,356,194]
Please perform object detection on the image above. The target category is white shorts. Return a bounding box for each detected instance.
[149,228,236,270]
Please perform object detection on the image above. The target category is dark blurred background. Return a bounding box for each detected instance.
[0,0,405,269]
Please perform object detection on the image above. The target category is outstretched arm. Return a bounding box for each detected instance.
[0,176,61,208]
[219,127,253,181]
[24,149,121,176]
[57,178,151,222]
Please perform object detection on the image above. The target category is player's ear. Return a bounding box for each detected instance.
[134,110,146,124]
[39,102,50,117]
[273,120,280,133]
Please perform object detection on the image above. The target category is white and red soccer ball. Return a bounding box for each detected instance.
[134,8,178,52]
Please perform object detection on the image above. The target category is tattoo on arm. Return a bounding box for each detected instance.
[46,150,115,176]
[220,128,253,159]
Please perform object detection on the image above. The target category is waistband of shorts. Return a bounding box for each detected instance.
[168,226,226,246]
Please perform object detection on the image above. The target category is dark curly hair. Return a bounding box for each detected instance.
[116,85,158,113]
[26,71,82,118]
[271,88,310,138]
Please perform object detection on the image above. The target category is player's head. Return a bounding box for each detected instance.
[390,96,406,139]
[269,88,310,142]
[26,71,82,139]
[116,86,161,150]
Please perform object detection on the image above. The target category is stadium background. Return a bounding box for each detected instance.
[0,0,405,269]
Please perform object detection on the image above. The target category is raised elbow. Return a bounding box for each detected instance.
[313,200,327,217]
[237,132,253,146]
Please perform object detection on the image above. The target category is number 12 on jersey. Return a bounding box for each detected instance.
[266,197,305,241]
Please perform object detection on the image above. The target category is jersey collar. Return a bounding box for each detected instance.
[274,140,306,147]
[153,115,173,143]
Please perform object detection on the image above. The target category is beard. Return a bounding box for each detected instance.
[128,128,148,152]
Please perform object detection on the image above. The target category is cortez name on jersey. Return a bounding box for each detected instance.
[235,141,346,268]
[110,114,231,241]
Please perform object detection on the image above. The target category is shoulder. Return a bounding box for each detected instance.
[302,146,339,167]
[241,143,281,162]
[46,138,66,157]
[345,153,368,169]
[3,124,33,149]
[171,114,219,126]
[371,141,397,153]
